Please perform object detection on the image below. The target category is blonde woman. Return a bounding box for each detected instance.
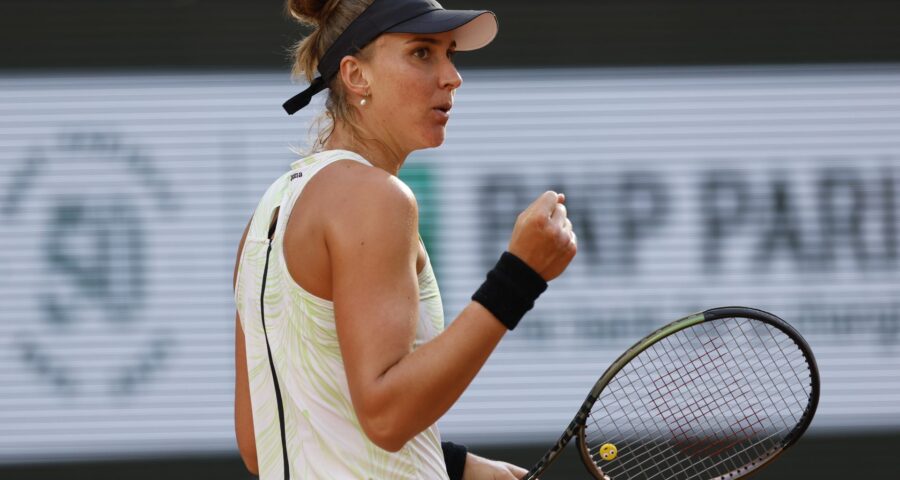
[233,1,577,478]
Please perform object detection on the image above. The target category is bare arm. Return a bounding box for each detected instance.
[233,218,258,475]
[464,453,528,480]
[330,168,575,451]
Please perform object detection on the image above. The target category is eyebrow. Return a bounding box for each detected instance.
[406,37,457,49]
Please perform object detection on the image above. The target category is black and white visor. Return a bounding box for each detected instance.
[283,0,498,115]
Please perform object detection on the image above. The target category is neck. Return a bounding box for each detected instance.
[324,121,408,176]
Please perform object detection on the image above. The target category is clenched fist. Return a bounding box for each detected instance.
[507,191,577,282]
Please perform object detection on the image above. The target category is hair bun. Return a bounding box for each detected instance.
[287,0,341,25]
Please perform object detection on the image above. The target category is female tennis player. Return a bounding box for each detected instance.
[232,1,577,478]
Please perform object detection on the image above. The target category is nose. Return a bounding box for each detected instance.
[441,60,463,91]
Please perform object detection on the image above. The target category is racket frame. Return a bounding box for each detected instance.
[523,307,820,480]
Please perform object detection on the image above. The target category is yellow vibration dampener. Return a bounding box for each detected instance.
[599,443,618,461]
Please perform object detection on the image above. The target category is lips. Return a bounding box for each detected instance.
[434,102,452,114]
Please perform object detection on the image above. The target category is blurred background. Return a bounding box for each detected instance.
[2,0,899,478]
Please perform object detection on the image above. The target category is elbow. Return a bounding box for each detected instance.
[243,459,259,477]
[360,415,409,453]
[239,449,259,476]
[235,423,259,475]
[356,401,411,452]
[363,429,408,453]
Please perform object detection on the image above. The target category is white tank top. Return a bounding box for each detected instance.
[234,150,449,479]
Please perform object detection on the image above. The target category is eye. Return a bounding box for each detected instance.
[447,50,457,61]
[413,47,430,59]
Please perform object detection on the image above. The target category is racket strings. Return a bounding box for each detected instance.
[595,368,776,477]
[761,323,811,410]
[589,331,794,449]
[593,338,770,478]
[582,317,813,480]
[607,342,738,471]
[641,324,803,478]
[701,321,800,438]
[595,321,808,479]
[673,321,806,479]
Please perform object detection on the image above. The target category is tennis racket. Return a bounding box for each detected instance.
[522,306,819,480]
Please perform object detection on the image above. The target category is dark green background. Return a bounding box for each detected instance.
[2,433,896,479]
[1,0,899,70]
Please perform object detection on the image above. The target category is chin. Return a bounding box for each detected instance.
[421,128,447,148]
[405,122,447,151]
[425,137,445,148]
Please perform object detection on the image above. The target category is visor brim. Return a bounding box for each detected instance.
[385,10,498,51]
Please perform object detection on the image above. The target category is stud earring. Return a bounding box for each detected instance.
[360,97,367,106]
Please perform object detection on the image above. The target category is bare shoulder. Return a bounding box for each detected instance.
[311,160,418,232]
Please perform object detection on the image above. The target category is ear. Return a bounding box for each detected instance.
[338,55,371,99]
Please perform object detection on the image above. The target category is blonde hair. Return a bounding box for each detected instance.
[286,0,376,152]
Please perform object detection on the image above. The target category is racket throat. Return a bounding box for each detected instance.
[522,417,586,480]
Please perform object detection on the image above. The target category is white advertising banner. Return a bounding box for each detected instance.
[1,65,898,462]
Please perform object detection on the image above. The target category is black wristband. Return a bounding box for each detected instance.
[471,251,548,330]
[441,441,468,480]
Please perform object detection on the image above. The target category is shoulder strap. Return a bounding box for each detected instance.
[272,149,373,242]
[289,149,372,171]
